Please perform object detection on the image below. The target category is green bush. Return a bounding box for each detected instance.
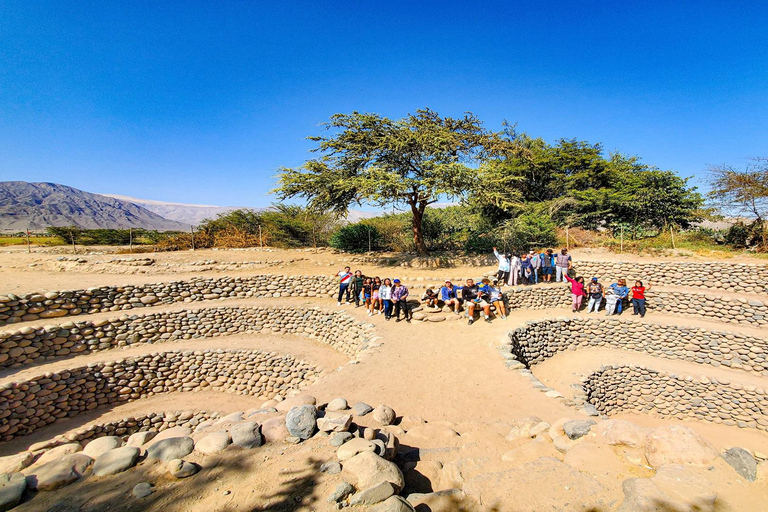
[500,213,558,252]
[330,223,382,252]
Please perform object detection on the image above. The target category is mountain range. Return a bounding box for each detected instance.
[0,181,378,231]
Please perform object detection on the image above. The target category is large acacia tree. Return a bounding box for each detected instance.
[274,109,517,255]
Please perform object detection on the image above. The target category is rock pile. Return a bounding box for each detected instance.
[0,349,318,442]
[0,306,374,369]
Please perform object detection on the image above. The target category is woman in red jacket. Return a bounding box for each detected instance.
[631,280,652,317]
[564,274,587,312]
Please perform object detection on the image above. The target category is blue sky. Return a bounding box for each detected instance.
[1,1,766,207]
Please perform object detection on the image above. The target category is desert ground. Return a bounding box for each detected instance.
[1,244,768,511]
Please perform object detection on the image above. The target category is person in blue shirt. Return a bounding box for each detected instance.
[607,279,629,315]
[440,280,462,316]
[540,249,555,282]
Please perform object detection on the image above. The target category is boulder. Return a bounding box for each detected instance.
[0,473,26,512]
[35,443,82,466]
[285,405,317,440]
[343,451,404,492]
[368,496,416,512]
[230,422,263,449]
[27,453,92,491]
[196,432,231,454]
[644,425,718,468]
[327,481,354,503]
[373,405,396,426]
[83,436,123,458]
[563,420,596,440]
[0,452,34,475]
[168,459,199,478]
[276,394,317,412]
[151,426,192,443]
[337,438,377,461]
[146,437,195,462]
[594,420,648,447]
[349,481,396,506]
[722,447,757,482]
[327,398,348,411]
[92,447,140,477]
[261,416,289,443]
[317,414,352,433]
[126,431,157,447]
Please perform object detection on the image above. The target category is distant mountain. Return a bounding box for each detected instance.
[0,182,189,231]
[102,194,250,225]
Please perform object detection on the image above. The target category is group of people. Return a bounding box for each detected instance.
[336,249,654,326]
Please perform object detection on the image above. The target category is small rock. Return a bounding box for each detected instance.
[168,459,199,478]
[349,481,396,506]
[330,432,354,447]
[35,443,82,466]
[327,398,348,411]
[285,405,317,440]
[327,482,354,503]
[92,447,140,477]
[317,414,352,433]
[83,436,123,458]
[230,422,263,449]
[337,438,377,461]
[563,420,596,440]
[196,432,231,454]
[320,461,342,474]
[0,473,26,511]
[373,405,396,426]
[368,495,417,512]
[132,482,153,498]
[126,431,158,447]
[351,402,373,417]
[261,416,289,443]
[343,451,404,492]
[146,437,195,462]
[722,447,757,482]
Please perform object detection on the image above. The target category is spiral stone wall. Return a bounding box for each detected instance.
[572,261,768,294]
[0,306,372,369]
[0,274,338,326]
[584,365,768,430]
[0,348,317,442]
[507,317,768,375]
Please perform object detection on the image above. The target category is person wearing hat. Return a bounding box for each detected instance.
[607,278,629,315]
[487,278,507,320]
[391,279,411,322]
[586,277,605,313]
[462,278,491,324]
[440,279,462,315]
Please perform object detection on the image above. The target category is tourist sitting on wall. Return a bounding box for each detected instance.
[440,280,462,315]
[586,277,605,313]
[488,278,507,320]
[608,279,629,315]
[631,280,652,318]
[392,279,411,323]
[421,288,439,310]
[564,274,586,312]
[604,287,621,316]
[463,278,491,325]
[379,278,393,320]
[492,246,510,284]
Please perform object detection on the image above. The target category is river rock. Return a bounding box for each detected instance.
[343,451,404,492]
[330,432,354,447]
[28,453,92,491]
[146,437,195,461]
[337,438,377,461]
[563,420,596,440]
[373,405,396,425]
[83,436,123,458]
[92,446,140,477]
[230,422,263,449]
[126,431,157,447]
[369,496,417,512]
[327,398,348,411]
[261,416,289,443]
[0,452,33,475]
[0,473,26,512]
[349,480,396,506]
[721,447,757,482]
[327,481,354,503]
[168,459,199,478]
[285,405,317,440]
[317,414,352,433]
[196,432,231,454]
[35,443,82,466]
[351,402,373,416]
[132,482,153,498]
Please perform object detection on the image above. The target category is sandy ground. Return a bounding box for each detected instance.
[2,247,768,511]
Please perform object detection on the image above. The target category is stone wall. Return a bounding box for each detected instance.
[508,317,768,375]
[584,365,768,430]
[0,348,316,442]
[0,274,337,326]
[571,261,768,294]
[0,306,372,369]
[502,286,768,327]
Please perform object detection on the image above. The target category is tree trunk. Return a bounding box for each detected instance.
[410,202,428,256]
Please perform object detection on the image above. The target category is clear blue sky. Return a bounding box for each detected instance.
[1,1,766,207]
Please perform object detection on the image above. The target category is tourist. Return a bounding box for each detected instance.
[421,288,439,309]
[349,270,364,307]
[631,280,652,318]
[520,254,533,285]
[604,287,620,316]
[555,248,572,283]
[529,250,541,284]
[540,249,555,282]
[463,278,491,325]
[488,278,507,319]
[379,278,393,320]
[492,247,510,284]
[607,279,629,315]
[563,274,586,312]
[392,279,411,322]
[586,278,604,313]
[371,276,382,315]
[440,280,462,315]
[507,253,521,286]
[336,266,352,305]
[362,278,373,316]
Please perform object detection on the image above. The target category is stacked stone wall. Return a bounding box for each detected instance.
[584,365,768,430]
[571,261,768,294]
[57,411,217,444]
[508,317,768,375]
[0,306,371,369]
[0,349,316,442]
[502,286,768,327]
[0,274,337,326]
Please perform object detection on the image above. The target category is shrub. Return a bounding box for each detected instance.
[330,223,382,252]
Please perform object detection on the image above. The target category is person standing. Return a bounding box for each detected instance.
[529,250,541,284]
[371,276,382,315]
[362,278,373,316]
[493,247,510,284]
[508,254,521,286]
[541,249,555,282]
[520,254,533,285]
[337,266,352,305]
[349,270,364,307]
[563,274,587,312]
[555,249,572,283]
[379,278,393,320]
[392,279,411,322]
[631,280,652,317]
[608,279,629,315]
[440,280,462,315]
[586,278,604,313]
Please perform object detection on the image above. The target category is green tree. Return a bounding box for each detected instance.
[274,109,516,255]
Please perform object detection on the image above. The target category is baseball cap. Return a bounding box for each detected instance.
[445,279,451,283]
[592,277,598,282]
[393,279,401,283]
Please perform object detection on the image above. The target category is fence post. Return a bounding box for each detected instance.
[191,225,195,251]
[26,227,31,254]
[259,225,263,251]
[129,227,133,253]
[670,225,676,249]
[566,226,569,250]
[620,225,623,254]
